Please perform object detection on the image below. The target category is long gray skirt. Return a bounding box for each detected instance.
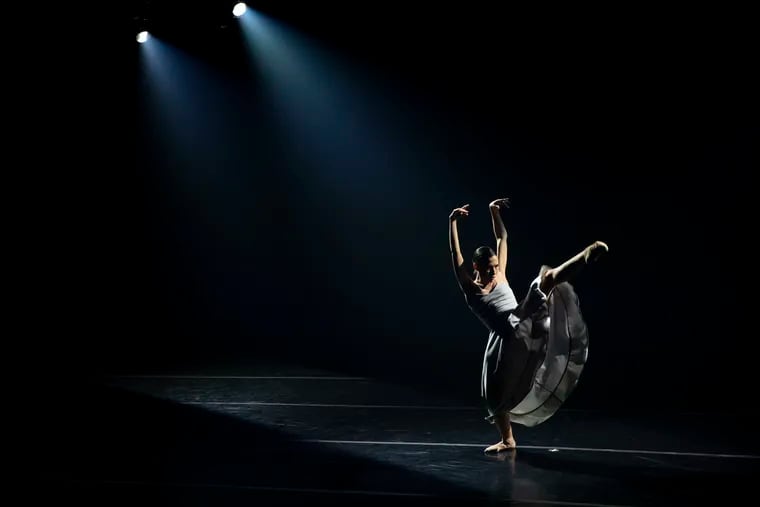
[481,280,589,427]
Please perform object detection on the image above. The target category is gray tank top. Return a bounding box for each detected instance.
[465,282,518,334]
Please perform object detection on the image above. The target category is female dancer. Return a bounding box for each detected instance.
[449,198,608,453]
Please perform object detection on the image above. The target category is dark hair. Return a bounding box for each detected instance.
[472,246,496,266]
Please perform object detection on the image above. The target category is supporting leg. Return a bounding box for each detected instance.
[485,412,517,453]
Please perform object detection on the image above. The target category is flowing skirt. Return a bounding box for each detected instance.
[481,279,589,427]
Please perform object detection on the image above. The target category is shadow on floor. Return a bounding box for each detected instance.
[52,380,496,506]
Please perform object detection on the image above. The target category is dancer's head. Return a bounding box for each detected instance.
[473,246,498,282]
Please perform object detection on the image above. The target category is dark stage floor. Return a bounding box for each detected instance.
[55,364,759,506]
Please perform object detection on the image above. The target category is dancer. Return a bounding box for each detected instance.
[449,198,607,453]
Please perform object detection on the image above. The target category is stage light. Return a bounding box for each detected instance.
[233,3,247,17]
[137,31,149,43]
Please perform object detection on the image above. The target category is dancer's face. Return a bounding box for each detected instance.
[474,256,499,283]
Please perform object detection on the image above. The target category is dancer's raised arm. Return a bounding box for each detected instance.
[449,204,477,295]
[489,198,510,275]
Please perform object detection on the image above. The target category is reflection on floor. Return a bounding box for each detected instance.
[54,365,760,506]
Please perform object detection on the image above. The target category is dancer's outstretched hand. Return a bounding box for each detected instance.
[449,204,470,221]
[489,198,510,210]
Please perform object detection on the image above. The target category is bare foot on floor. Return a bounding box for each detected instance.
[484,438,516,453]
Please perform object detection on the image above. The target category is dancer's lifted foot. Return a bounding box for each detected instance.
[584,241,609,263]
[540,240,610,293]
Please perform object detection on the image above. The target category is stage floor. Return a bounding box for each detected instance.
[55,364,759,506]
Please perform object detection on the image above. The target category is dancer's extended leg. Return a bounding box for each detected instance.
[539,241,608,294]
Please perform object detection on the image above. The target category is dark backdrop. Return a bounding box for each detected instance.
[52,2,757,413]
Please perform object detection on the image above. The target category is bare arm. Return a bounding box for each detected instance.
[489,198,510,274]
[449,204,477,295]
